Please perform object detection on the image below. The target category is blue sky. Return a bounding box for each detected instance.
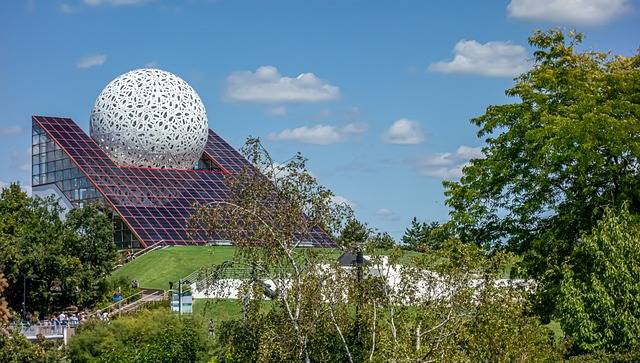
[1,0,638,238]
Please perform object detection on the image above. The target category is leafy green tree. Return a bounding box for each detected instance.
[0,273,10,330]
[0,330,52,363]
[68,309,212,362]
[61,205,117,307]
[443,29,640,318]
[0,183,117,316]
[192,139,559,362]
[557,205,640,354]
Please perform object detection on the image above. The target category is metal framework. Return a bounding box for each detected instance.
[32,116,334,248]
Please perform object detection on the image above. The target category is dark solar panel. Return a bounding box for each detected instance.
[32,116,335,248]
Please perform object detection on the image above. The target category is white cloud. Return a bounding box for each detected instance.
[267,106,288,117]
[384,118,425,145]
[144,61,159,68]
[225,65,340,103]
[269,122,367,145]
[429,40,530,77]
[341,122,368,134]
[0,126,23,136]
[77,54,107,69]
[331,195,355,209]
[418,164,467,179]
[375,208,400,221]
[420,152,455,167]
[58,3,78,13]
[456,145,484,159]
[414,145,484,180]
[507,0,631,25]
[83,0,150,5]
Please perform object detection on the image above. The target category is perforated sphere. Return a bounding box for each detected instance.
[90,69,208,169]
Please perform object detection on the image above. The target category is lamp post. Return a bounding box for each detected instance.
[178,279,182,315]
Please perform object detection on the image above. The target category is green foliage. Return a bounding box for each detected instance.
[401,217,450,251]
[0,329,65,363]
[369,231,396,250]
[68,309,212,362]
[191,138,559,361]
[401,217,424,250]
[339,218,370,250]
[0,273,10,328]
[557,205,640,354]
[0,183,117,316]
[211,240,560,362]
[443,29,640,318]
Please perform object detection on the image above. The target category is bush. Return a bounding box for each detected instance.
[68,309,213,362]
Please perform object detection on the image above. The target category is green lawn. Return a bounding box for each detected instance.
[111,246,237,290]
[110,245,425,290]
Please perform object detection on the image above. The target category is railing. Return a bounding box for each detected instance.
[113,240,166,270]
[89,290,144,320]
[18,323,66,338]
[115,290,166,315]
[13,322,75,345]
[132,240,166,259]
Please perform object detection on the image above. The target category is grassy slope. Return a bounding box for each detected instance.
[111,246,424,290]
[111,246,237,290]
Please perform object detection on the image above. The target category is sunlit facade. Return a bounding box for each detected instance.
[31,116,334,250]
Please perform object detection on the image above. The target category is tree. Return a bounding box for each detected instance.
[68,309,212,362]
[402,218,450,251]
[191,139,559,362]
[61,205,117,307]
[0,183,117,316]
[0,274,10,334]
[443,30,640,318]
[557,205,640,354]
[369,231,396,250]
[191,139,352,362]
[402,217,425,251]
[340,218,370,250]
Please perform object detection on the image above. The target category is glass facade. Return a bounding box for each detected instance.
[32,124,140,249]
[32,124,101,206]
[113,216,138,249]
[32,116,336,248]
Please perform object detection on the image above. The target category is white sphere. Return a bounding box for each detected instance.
[90,68,208,169]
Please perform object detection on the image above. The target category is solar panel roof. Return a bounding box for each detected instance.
[32,116,335,248]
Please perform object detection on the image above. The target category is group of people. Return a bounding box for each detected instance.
[44,311,87,327]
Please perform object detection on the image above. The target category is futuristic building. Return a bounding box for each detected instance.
[31,69,333,249]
